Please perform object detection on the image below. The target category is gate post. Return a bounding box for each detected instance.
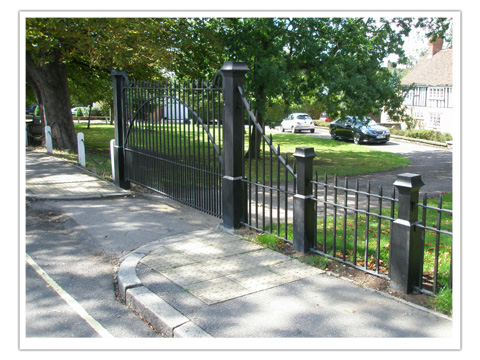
[111,70,130,189]
[293,147,317,253]
[220,61,249,228]
[390,173,425,293]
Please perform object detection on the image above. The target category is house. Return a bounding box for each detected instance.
[382,37,453,134]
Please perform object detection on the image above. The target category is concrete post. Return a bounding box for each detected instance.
[45,126,53,154]
[110,139,116,182]
[77,132,86,167]
[219,61,249,228]
[293,147,317,253]
[390,173,425,293]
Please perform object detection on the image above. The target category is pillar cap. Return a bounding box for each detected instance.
[220,61,250,73]
[293,147,317,159]
[393,173,424,190]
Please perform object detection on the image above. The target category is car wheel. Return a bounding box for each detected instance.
[281,127,285,132]
[292,127,296,133]
[353,132,361,144]
[331,130,337,140]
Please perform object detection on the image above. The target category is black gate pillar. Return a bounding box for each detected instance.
[111,70,130,189]
[390,173,425,293]
[220,62,249,228]
[293,147,317,253]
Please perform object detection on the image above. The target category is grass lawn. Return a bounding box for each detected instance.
[57,123,410,181]
[269,132,410,177]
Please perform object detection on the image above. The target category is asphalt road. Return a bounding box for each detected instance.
[24,203,164,339]
[305,127,453,196]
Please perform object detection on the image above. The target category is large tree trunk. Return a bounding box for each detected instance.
[26,52,77,151]
[245,85,267,159]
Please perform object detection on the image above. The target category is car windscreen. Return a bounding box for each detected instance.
[354,117,376,127]
[297,115,312,120]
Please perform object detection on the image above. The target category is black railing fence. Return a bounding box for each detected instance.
[111,62,453,296]
[238,85,297,244]
[111,72,224,217]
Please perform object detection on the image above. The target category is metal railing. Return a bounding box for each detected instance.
[238,86,297,243]
[115,75,224,218]
[111,63,453,296]
[311,174,396,279]
[416,193,453,295]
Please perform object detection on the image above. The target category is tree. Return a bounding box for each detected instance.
[201,17,414,155]
[26,17,451,151]
[25,18,178,150]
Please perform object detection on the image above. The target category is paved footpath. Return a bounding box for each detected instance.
[24,150,458,348]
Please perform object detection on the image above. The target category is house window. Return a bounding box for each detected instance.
[415,111,424,119]
[428,88,445,100]
[429,113,441,128]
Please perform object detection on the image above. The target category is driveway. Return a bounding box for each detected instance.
[307,128,453,197]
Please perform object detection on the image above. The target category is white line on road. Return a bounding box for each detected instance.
[25,253,114,338]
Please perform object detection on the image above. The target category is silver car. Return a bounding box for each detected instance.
[281,113,315,133]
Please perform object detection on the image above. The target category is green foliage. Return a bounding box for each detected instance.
[34,106,40,116]
[75,108,84,117]
[391,129,453,142]
[255,233,286,251]
[429,286,452,316]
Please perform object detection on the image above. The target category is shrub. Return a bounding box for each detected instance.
[391,129,452,143]
[313,120,331,128]
[75,108,84,117]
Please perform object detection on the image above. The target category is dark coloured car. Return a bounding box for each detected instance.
[329,116,390,144]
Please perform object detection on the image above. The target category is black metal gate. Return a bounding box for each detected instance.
[112,72,224,217]
[237,86,298,244]
[111,64,452,296]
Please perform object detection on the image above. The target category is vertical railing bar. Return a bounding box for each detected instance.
[137,81,143,185]
[277,145,281,236]
[248,109,253,226]
[353,179,359,266]
[269,134,274,232]
[201,82,206,210]
[284,154,289,241]
[419,192,428,291]
[147,81,152,188]
[433,195,443,292]
[333,174,337,258]
[323,173,328,253]
[206,81,211,212]
[255,116,259,229]
[262,123,266,231]
[364,181,371,270]
[376,186,383,274]
[389,187,396,277]
[343,177,348,261]
[196,80,200,208]
[314,172,319,249]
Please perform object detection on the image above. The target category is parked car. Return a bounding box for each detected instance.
[319,112,332,122]
[281,113,315,133]
[71,107,89,115]
[329,116,390,144]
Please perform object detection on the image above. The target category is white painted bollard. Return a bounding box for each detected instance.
[77,132,86,167]
[110,139,116,181]
[45,126,53,153]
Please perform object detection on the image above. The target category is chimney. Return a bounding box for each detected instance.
[428,37,443,58]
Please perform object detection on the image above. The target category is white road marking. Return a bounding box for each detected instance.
[26,253,114,338]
